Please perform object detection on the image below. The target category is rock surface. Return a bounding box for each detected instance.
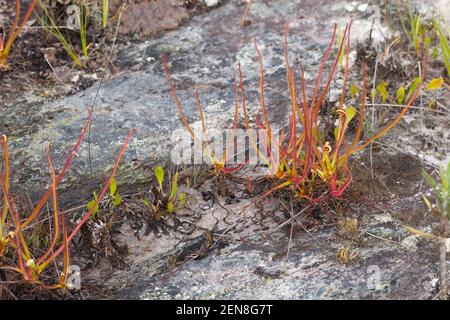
[114,209,439,300]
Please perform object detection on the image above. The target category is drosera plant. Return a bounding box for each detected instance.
[0,111,136,288]
[163,58,244,178]
[237,21,426,203]
[163,20,426,204]
[0,0,37,70]
[143,166,189,220]
[86,176,122,220]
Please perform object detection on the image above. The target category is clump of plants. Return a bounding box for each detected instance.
[164,21,426,204]
[397,4,450,79]
[163,62,244,178]
[36,0,123,68]
[251,22,427,202]
[0,0,37,70]
[0,112,135,289]
[143,166,188,220]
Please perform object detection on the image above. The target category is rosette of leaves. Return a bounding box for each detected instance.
[87,176,122,220]
[144,167,188,220]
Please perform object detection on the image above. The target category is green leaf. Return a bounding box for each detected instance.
[432,47,439,60]
[154,166,164,190]
[113,193,122,207]
[434,17,450,78]
[334,106,357,139]
[425,78,444,91]
[87,192,99,219]
[345,106,357,123]
[110,176,117,197]
[167,201,175,214]
[422,194,433,210]
[370,88,377,100]
[407,77,421,99]
[179,192,186,205]
[170,172,179,201]
[350,83,359,100]
[445,165,450,197]
[376,81,388,102]
[396,86,405,104]
[424,36,431,51]
[441,161,449,195]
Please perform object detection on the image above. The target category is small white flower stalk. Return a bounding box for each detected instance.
[422,161,450,300]
[26,259,36,268]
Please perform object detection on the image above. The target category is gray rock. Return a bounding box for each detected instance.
[114,223,437,300]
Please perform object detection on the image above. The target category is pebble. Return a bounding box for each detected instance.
[329,89,342,103]
[203,0,220,6]
[345,4,355,12]
[401,236,419,251]
[358,3,368,12]
[70,73,80,83]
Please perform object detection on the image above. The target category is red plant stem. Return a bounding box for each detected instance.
[194,86,207,133]
[332,22,352,162]
[38,128,136,271]
[238,62,267,165]
[193,86,216,164]
[232,73,239,130]
[312,23,350,121]
[330,166,352,197]
[0,177,28,278]
[287,70,297,157]
[240,0,252,27]
[341,63,367,162]
[163,56,220,167]
[36,152,60,266]
[3,0,37,56]
[284,21,292,96]
[162,56,196,139]
[310,24,339,111]
[60,214,69,287]
[222,74,241,168]
[11,1,21,47]
[1,135,10,227]
[254,39,272,145]
[21,110,92,228]
[384,0,388,27]
[298,64,312,180]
